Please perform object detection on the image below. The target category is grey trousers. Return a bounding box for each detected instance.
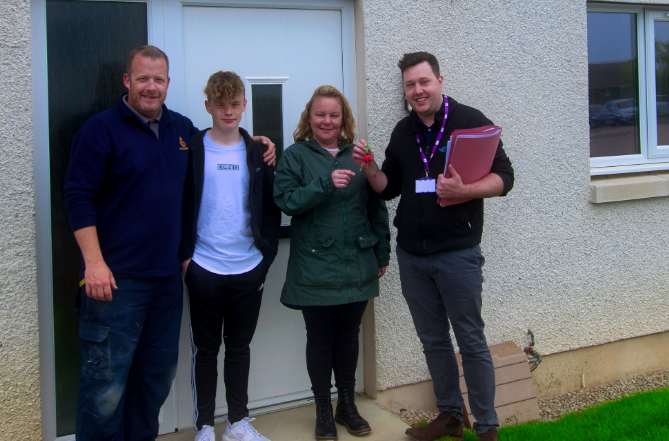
[396,244,498,435]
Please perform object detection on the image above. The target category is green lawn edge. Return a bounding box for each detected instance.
[418,387,669,441]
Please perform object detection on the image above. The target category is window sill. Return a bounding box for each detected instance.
[591,161,669,176]
[590,172,669,203]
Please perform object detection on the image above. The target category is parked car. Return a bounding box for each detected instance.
[657,96,669,117]
[604,99,638,124]
[589,104,619,128]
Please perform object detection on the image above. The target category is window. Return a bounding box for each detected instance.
[251,83,285,163]
[45,0,148,436]
[245,77,291,227]
[588,5,669,173]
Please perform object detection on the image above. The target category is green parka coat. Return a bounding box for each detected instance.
[273,139,391,307]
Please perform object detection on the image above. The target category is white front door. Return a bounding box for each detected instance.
[160,0,357,432]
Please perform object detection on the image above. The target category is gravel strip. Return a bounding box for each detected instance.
[538,369,669,421]
[394,408,440,427]
[393,369,669,426]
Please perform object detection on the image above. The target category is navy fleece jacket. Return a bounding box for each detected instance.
[65,95,198,278]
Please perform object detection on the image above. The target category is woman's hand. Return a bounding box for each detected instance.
[332,169,356,188]
[378,267,387,278]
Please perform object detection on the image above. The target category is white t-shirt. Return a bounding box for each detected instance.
[192,132,263,275]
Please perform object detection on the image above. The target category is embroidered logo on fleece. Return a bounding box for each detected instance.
[438,145,448,153]
[179,137,188,150]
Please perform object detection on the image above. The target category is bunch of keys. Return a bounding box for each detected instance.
[360,141,372,171]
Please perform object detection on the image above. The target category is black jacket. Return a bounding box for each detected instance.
[379,97,514,256]
[178,128,281,266]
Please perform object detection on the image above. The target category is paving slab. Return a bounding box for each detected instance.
[158,395,410,441]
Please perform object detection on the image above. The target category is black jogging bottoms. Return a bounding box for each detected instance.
[184,259,268,429]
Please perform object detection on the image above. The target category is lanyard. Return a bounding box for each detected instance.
[415,95,449,176]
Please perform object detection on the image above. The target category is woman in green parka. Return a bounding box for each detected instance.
[274,86,390,441]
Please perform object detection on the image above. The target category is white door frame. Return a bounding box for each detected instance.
[32,0,356,439]
[165,0,358,430]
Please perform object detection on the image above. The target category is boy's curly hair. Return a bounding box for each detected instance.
[203,71,245,104]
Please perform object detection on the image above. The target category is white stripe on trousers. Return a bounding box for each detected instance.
[187,289,200,430]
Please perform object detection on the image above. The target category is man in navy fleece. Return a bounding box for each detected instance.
[64,46,275,441]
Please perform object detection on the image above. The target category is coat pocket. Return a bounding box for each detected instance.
[354,234,379,285]
[79,322,113,383]
[291,237,338,287]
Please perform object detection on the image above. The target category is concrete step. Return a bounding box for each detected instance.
[158,395,411,441]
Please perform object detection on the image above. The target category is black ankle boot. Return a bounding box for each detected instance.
[334,387,371,436]
[314,392,338,440]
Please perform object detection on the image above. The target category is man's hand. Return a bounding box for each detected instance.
[84,260,117,302]
[437,164,505,201]
[352,139,374,168]
[252,136,276,166]
[436,164,468,200]
[332,169,356,188]
[351,138,388,193]
[182,258,191,277]
[378,266,387,278]
[74,226,117,302]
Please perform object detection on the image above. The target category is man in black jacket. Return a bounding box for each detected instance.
[353,52,514,441]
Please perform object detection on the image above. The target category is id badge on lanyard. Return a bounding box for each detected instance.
[416,177,436,193]
[415,95,449,193]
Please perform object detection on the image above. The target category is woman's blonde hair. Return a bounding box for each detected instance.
[293,85,355,144]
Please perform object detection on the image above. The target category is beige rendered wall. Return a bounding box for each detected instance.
[0,0,41,439]
[531,331,669,397]
[360,0,669,393]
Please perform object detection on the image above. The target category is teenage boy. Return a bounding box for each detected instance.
[178,71,281,441]
[352,52,514,441]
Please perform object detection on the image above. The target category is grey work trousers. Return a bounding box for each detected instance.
[396,244,498,435]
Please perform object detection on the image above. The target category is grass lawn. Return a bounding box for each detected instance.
[419,387,669,440]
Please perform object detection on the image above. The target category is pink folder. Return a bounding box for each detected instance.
[437,125,502,207]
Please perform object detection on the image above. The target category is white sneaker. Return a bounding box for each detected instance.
[221,417,270,441]
[195,425,216,441]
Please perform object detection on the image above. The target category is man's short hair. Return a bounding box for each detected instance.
[125,45,169,76]
[397,52,440,78]
[203,71,245,104]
